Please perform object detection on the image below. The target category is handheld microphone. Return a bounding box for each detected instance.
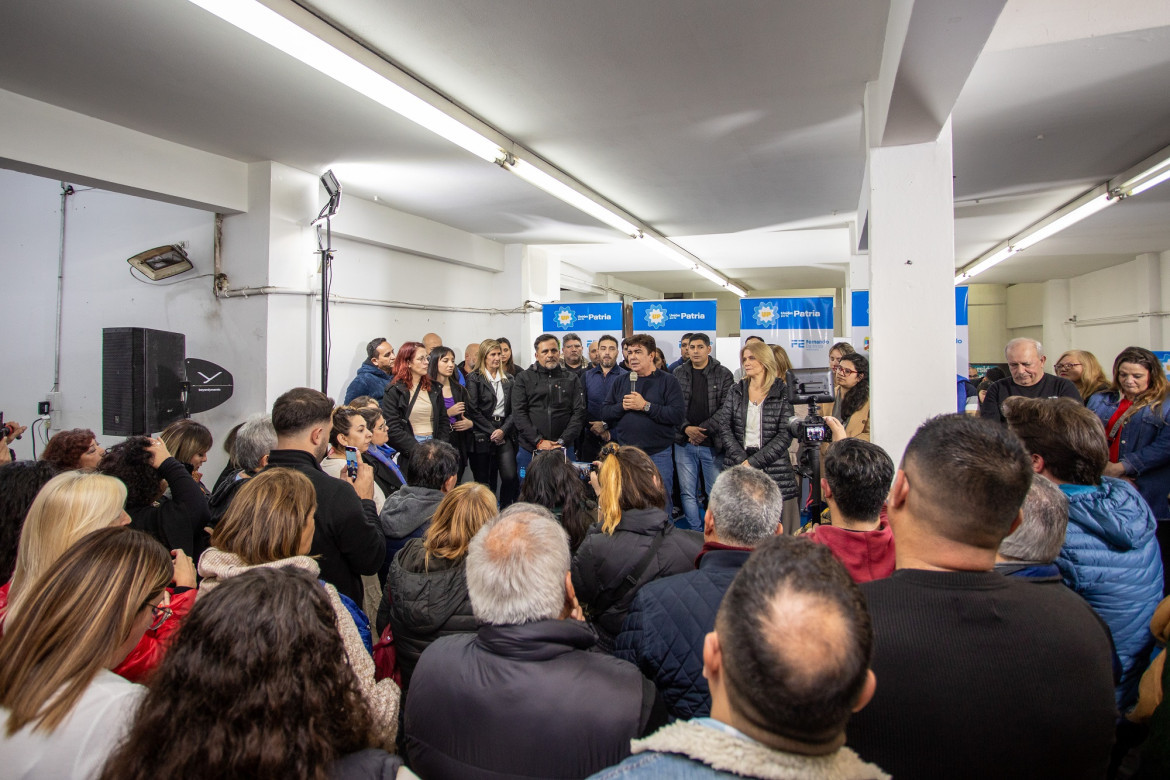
[630,374,637,394]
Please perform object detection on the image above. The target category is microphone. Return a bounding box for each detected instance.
[630,374,637,395]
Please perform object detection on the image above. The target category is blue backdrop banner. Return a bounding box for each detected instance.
[851,288,969,373]
[632,299,719,363]
[739,297,835,368]
[540,302,624,357]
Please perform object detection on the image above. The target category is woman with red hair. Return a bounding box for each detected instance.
[379,341,450,462]
[41,429,105,472]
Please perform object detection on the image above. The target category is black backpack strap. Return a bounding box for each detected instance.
[587,527,670,619]
[405,382,424,415]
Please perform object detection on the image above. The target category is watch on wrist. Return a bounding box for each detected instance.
[643,402,651,412]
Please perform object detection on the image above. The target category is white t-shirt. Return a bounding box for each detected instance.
[0,669,144,779]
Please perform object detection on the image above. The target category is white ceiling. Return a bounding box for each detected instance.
[1,0,1168,294]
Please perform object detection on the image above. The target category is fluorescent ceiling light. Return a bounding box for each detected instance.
[1129,168,1170,197]
[185,0,506,163]
[955,184,1112,284]
[640,235,699,269]
[1010,190,1112,252]
[1112,145,1170,198]
[694,264,729,287]
[505,159,641,237]
[725,282,748,297]
[955,246,1015,285]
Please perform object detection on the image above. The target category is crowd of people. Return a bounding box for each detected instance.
[0,329,1169,778]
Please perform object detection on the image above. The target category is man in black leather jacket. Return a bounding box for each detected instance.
[511,333,587,479]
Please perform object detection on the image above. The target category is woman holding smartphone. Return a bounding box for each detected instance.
[320,407,386,512]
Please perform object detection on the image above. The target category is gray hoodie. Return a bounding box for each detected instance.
[379,485,446,563]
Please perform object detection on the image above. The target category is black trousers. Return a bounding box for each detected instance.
[469,437,518,508]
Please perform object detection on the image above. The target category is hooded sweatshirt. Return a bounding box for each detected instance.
[378,485,445,564]
[804,519,895,584]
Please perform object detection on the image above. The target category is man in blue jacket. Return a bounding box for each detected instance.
[615,465,783,719]
[343,337,394,404]
[580,334,627,461]
[602,333,686,515]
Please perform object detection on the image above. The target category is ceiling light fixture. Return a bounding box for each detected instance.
[1111,144,1170,199]
[955,185,1112,285]
[503,158,641,237]
[639,234,700,269]
[185,0,507,163]
[694,264,729,287]
[725,282,748,298]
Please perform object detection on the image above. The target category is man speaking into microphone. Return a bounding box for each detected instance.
[602,334,686,517]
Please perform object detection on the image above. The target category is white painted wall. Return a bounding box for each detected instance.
[967,284,1009,362]
[322,236,528,402]
[0,168,267,480]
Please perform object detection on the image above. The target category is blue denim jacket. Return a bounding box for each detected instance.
[1088,391,1170,519]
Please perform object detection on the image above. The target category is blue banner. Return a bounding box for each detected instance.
[739,297,835,368]
[632,300,718,363]
[851,290,869,328]
[739,297,834,331]
[632,300,717,332]
[850,288,969,372]
[542,302,623,333]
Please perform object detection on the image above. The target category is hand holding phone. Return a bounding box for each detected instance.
[344,446,360,479]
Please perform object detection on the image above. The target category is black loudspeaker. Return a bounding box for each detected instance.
[103,328,187,436]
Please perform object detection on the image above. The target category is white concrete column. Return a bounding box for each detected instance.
[867,121,956,463]
[1042,279,1072,358]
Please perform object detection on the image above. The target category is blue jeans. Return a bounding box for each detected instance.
[674,443,722,531]
[647,447,675,519]
[517,445,576,486]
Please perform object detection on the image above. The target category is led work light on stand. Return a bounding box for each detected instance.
[314,170,342,393]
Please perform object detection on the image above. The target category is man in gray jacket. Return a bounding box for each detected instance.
[379,439,459,569]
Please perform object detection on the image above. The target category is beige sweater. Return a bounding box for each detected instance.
[197,550,401,751]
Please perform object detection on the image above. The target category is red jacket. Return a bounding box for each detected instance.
[805,519,895,583]
[0,580,194,684]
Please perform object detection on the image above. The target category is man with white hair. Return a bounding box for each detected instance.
[979,337,1080,422]
[405,503,665,779]
[994,474,1069,581]
[615,465,782,719]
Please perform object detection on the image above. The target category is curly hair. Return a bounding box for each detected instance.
[839,354,870,421]
[98,436,162,509]
[0,461,58,582]
[160,420,212,468]
[98,567,377,780]
[40,429,98,472]
[518,452,595,551]
[329,407,365,450]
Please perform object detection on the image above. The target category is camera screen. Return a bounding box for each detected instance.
[806,425,826,442]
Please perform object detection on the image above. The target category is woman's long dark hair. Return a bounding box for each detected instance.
[840,354,870,421]
[427,346,457,385]
[518,452,594,551]
[99,567,376,780]
[497,337,518,374]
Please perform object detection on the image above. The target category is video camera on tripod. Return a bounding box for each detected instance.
[786,367,836,445]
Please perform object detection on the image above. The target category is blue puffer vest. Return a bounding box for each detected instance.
[1058,478,1164,712]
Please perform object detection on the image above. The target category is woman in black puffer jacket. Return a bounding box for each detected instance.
[715,340,798,530]
[571,445,702,652]
[377,482,497,690]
